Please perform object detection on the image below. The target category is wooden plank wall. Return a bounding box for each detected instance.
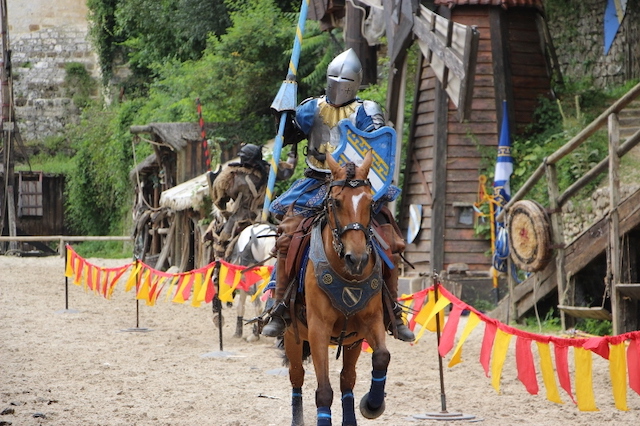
[506,9,552,131]
[400,59,436,271]
[401,6,553,274]
[442,7,496,270]
[13,174,66,236]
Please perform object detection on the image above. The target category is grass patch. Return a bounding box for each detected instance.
[15,153,75,175]
[516,309,563,334]
[70,241,133,259]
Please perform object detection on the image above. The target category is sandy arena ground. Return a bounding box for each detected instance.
[1,255,639,425]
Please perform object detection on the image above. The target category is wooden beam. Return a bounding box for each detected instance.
[608,113,622,335]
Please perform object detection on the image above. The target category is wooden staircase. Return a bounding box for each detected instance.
[488,84,640,334]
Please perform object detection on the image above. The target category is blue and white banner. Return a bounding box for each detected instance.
[493,101,513,207]
[493,100,513,273]
[604,0,628,55]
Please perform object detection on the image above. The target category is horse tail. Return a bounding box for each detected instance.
[279,338,312,366]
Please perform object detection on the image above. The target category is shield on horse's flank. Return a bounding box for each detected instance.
[332,120,396,201]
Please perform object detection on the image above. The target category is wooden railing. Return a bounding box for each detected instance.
[0,235,131,257]
[496,82,640,334]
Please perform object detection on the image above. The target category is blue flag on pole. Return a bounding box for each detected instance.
[492,100,513,273]
[493,100,513,206]
[604,0,628,55]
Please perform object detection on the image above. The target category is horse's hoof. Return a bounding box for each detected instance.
[359,393,385,419]
[245,334,260,343]
[232,333,243,339]
[212,314,225,327]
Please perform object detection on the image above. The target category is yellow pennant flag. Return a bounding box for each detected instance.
[535,341,564,404]
[191,273,204,307]
[491,329,513,393]
[145,274,162,306]
[65,251,74,277]
[91,266,99,294]
[251,278,270,302]
[125,262,143,292]
[413,294,450,344]
[136,269,151,302]
[165,275,181,303]
[218,265,240,304]
[172,275,190,304]
[574,347,598,411]
[609,342,629,411]
[81,263,90,290]
[448,311,481,367]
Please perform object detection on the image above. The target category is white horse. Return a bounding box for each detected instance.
[226,223,276,342]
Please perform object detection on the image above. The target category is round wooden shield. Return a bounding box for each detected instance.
[507,200,552,272]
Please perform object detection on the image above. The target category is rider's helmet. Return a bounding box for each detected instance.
[325,49,362,106]
[238,144,263,166]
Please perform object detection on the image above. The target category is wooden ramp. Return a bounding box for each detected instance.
[489,185,640,324]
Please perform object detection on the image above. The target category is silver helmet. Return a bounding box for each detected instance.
[325,49,362,106]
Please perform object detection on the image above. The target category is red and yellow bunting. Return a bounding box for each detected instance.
[64,245,640,411]
[64,245,272,308]
[65,245,131,299]
[400,285,640,412]
[217,259,273,304]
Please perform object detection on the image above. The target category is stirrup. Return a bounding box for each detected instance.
[262,315,287,337]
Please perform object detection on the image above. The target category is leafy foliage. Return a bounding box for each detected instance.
[64,62,98,109]
[64,101,145,236]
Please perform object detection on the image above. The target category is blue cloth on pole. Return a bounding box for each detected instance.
[492,101,513,273]
[604,0,628,55]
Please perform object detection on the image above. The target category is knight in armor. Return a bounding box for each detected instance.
[261,49,415,342]
[204,143,295,259]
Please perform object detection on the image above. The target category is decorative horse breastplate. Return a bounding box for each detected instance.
[309,223,383,318]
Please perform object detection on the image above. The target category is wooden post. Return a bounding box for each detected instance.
[0,0,14,238]
[608,113,621,335]
[545,162,568,330]
[345,0,377,86]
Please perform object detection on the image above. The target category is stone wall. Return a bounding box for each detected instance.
[6,0,98,142]
[546,0,640,88]
[562,184,640,242]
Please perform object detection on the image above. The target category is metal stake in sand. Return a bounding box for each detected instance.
[55,244,79,314]
[413,271,476,422]
[120,259,152,333]
[202,262,237,358]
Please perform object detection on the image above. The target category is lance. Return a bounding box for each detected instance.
[261,0,309,221]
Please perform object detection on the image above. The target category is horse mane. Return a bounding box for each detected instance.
[344,162,356,180]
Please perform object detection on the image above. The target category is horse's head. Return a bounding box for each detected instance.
[326,151,374,276]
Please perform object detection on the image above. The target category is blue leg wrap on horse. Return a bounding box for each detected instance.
[292,388,303,425]
[341,391,356,425]
[292,387,303,407]
[317,406,332,426]
[368,370,387,409]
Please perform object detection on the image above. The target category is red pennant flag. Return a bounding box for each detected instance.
[554,343,576,404]
[583,337,610,360]
[205,277,216,303]
[439,305,463,357]
[241,270,262,291]
[516,337,539,395]
[181,273,195,301]
[629,338,640,396]
[89,264,98,291]
[479,321,497,377]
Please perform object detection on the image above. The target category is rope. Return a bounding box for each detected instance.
[475,175,515,284]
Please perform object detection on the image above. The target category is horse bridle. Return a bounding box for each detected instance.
[325,178,373,258]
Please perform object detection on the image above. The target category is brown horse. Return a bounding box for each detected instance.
[284,151,390,426]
